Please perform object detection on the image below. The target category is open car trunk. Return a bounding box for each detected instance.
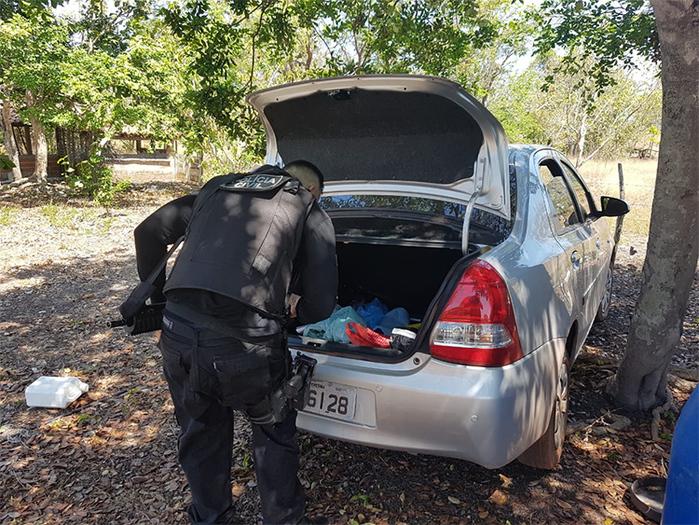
[247,75,512,224]
[287,234,481,362]
[250,76,511,360]
[335,242,462,319]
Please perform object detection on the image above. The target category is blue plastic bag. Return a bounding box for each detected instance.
[376,307,410,335]
[356,298,389,329]
[303,306,366,343]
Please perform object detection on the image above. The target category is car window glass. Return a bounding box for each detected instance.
[561,163,593,217]
[538,162,580,232]
[321,195,466,217]
[320,194,510,231]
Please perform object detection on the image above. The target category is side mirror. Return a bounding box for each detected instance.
[591,196,629,218]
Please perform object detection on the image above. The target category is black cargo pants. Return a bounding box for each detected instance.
[158,311,305,524]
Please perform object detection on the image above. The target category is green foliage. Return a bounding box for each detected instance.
[59,20,192,141]
[452,0,538,104]
[489,57,662,161]
[60,149,130,206]
[0,0,65,21]
[40,203,78,228]
[294,0,496,76]
[0,206,15,226]
[0,153,16,170]
[535,0,659,90]
[489,69,548,144]
[350,493,371,506]
[72,0,150,55]
[162,0,295,144]
[0,10,70,122]
[75,413,92,426]
[0,0,664,188]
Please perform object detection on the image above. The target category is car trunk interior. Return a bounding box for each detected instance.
[335,242,462,318]
[287,227,470,361]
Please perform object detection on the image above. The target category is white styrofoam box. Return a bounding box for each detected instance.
[25,376,89,409]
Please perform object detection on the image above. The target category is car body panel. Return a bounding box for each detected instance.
[293,144,617,468]
[294,337,566,468]
[247,75,511,220]
[250,74,617,467]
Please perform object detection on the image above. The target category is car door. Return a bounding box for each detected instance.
[536,154,589,335]
[556,156,611,330]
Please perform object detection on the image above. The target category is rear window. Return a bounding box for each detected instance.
[321,195,466,218]
[320,195,512,240]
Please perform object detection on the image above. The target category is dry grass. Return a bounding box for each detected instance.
[578,158,657,242]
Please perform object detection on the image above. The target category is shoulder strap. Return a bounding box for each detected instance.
[119,236,184,319]
[145,236,185,285]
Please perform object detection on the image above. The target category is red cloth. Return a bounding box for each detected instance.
[345,322,391,348]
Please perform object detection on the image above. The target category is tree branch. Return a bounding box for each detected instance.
[246,1,271,89]
[578,91,656,166]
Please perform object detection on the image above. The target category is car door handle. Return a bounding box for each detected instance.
[571,251,582,269]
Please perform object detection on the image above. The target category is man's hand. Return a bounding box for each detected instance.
[288,294,301,318]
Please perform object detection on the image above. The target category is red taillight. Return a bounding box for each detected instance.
[429,260,523,366]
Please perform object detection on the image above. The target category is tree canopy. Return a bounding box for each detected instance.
[0,0,662,173]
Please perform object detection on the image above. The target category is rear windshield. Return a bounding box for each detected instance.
[320,195,511,239]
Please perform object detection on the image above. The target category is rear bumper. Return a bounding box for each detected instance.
[294,338,565,468]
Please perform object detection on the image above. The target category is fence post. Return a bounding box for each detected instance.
[610,162,626,268]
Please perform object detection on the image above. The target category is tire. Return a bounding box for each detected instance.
[595,266,613,323]
[518,355,570,469]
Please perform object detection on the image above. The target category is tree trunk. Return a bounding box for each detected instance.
[25,90,48,183]
[575,113,587,167]
[610,0,699,411]
[1,100,23,181]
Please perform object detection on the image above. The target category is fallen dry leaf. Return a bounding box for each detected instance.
[557,499,574,511]
[0,181,695,525]
[488,489,508,506]
[499,473,513,489]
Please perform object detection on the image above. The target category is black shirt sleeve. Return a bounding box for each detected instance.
[134,194,196,302]
[294,202,338,325]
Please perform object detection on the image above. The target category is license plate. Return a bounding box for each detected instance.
[303,381,357,421]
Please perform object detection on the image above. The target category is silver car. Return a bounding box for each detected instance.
[247,75,628,469]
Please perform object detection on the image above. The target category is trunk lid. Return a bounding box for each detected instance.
[247,75,511,220]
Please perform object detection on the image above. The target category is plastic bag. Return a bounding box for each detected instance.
[376,307,410,335]
[303,306,366,343]
[356,298,389,329]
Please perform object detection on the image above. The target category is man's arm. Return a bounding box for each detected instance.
[294,203,338,324]
[134,194,196,302]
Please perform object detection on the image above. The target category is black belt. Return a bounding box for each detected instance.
[164,302,281,344]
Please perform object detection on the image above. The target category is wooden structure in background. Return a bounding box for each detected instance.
[105,132,202,183]
[1,121,201,183]
[0,122,61,180]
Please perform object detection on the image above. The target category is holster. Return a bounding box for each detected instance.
[246,353,318,425]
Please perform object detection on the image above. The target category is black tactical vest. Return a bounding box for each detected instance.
[163,166,316,319]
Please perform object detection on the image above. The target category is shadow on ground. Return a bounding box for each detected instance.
[0,243,693,525]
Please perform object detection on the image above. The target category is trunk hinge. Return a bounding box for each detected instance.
[462,154,487,253]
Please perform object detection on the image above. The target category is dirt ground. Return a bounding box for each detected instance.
[0,181,697,525]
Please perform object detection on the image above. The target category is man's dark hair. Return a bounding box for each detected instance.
[284,160,325,190]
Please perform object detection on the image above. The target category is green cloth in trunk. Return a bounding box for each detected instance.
[303,306,366,343]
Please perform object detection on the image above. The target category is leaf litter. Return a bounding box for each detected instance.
[0,182,696,524]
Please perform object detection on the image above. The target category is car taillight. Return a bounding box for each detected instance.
[429,260,523,366]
